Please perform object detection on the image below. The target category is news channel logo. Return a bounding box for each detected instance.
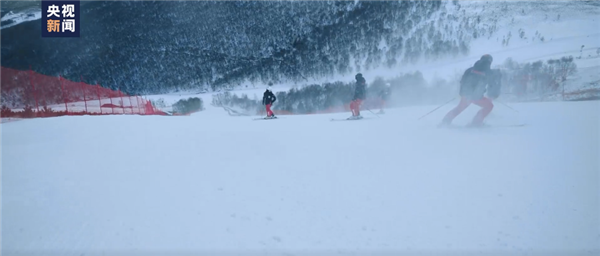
[42,0,80,38]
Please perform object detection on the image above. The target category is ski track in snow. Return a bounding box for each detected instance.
[2,100,599,256]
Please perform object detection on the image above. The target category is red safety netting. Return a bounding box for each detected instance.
[1,66,166,118]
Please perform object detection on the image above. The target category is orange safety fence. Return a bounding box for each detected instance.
[1,66,167,118]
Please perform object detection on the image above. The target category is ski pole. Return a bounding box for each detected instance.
[496,100,519,113]
[417,97,456,120]
[365,107,380,118]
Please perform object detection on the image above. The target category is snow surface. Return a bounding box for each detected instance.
[3,100,599,256]
[0,9,41,30]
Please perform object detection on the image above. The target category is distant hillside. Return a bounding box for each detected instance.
[1,0,501,94]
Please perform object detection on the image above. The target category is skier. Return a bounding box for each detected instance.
[378,83,391,114]
[440,54,499,127]
[262,82,277,119]
[349,73,367,119]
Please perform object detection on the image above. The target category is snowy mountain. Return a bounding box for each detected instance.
[0,0,586,94]
[1,1,599,97]
[0,9,40,30]
[0,0,40,29]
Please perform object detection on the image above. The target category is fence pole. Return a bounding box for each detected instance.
[59,75,69,114]
[118,89,125,114]
[151,96,157,114]
[142,97,149,115]
[142,96,150,114]
[136,96,142,114]
[80,76,88,114]
[96,84,103,114]
[150,96,157,114]
[108,88,115,114]
[28,66,40,114]
[128,95,134,114]
[139,97,144,114]
[124,94,129,114]
[151,97,157,114]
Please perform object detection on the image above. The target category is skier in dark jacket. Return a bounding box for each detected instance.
[262,82,277,118]
[349,73,367,119]
[441,54,499,127]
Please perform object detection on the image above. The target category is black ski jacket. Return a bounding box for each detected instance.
[262,90,277,105]
[353,79,366,101]
[459,60,494,100]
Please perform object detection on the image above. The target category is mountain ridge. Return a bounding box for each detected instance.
[1,0,597,94]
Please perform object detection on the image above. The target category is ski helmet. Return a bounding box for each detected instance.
[481,54,493,63]
[355,73,363,80]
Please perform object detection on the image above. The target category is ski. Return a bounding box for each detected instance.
[440,123,526,129]
[330,117,368,121]
[466,123,526,128]
[482,124,526,128]
[253,117,280,120]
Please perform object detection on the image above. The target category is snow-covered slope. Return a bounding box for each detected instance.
[3,100,599,256]
[2,1,597,94]
[0,10,40,29]
[347,0,600,94]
